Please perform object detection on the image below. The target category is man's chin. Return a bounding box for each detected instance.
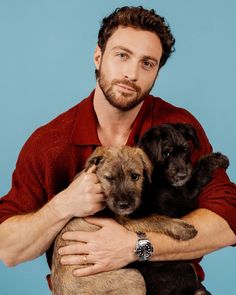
[109,101,141,112]
[106,95,145,112]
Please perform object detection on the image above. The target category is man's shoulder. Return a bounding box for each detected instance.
[20,95,92,156]
[151,95,199,124]
[31,104,78,146]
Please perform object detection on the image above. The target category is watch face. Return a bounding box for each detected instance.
[135,239,154,261]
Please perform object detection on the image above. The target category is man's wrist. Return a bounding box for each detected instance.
[49,191,74,222]
[134,231,154,261]
[127,231,139,263]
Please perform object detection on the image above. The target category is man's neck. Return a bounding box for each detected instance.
[93,85,143,147]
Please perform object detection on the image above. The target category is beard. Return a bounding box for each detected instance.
[97,66,155,112]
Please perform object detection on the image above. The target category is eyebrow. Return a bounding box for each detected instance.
[112,46,159,65]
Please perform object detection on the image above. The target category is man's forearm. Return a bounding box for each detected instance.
[149,208,236,261]
[0,167,106,267]
[0,192,72,267]
[58,209,236,277]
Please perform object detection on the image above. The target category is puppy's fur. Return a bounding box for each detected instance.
[51,146,198,295]
[137,123,229,295]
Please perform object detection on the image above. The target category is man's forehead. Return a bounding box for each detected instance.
[105,26,162,59]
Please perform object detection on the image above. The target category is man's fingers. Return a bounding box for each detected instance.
[73,264,101,277]
[61,231,95,243]
[60,254,93,266]
[74,165,99,184]
[58,242,88,255]
[86,165,97,174]
[92,191,106,202]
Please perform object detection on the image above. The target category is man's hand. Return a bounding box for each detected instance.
[58,217,137,276]
[57,166,106,218]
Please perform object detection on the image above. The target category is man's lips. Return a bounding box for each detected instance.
[116,83,136,92]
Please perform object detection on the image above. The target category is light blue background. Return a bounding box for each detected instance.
[0,0,235,294]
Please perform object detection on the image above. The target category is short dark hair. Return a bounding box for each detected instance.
[97,6,175,68]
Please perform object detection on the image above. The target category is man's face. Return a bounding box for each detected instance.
[94,26,163,111]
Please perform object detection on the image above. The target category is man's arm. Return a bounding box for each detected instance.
[150,208,236,261]
[0,198,70,267]
[0,166,105,267]
[60,208,236,277]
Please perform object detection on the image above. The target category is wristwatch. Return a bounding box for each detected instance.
[134,231,154,261]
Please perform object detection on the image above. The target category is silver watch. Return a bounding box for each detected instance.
[134,231,154,261]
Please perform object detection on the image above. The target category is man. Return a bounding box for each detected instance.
[0,6,235,293]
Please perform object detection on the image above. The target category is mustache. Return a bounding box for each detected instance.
[112,79,141,93]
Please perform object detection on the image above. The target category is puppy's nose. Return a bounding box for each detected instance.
[117,200,130,209]
[176,172,187,179]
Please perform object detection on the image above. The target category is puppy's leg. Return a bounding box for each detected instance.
[117,214,197,241]
[185,152,229,199]
[77,269,146,295]
[53,268,146,295]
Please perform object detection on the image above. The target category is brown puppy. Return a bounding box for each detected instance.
[51,146,197,295]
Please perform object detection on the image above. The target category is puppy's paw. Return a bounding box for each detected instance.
[200,152,229,170]
[211,152,229,169]
[167,219,197,241]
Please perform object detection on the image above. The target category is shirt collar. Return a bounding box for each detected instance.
[70,90,155,146]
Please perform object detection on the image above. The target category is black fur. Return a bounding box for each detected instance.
[134,123,229,295]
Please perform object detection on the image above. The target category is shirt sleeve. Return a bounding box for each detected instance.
[0,130,47,224]
[188,114,236,235]
[197,168,236,234]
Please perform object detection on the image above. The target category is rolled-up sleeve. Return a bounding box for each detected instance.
[198,168,236,235]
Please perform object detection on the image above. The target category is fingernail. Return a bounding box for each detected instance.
[73,270,78,276]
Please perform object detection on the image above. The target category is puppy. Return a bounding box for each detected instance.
[137,123,229,295]
[51,145,198,295]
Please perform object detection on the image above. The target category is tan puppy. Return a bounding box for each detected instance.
[51,146,197,295]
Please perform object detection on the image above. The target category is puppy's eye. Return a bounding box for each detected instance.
[130,173,140,181]
[162,151,170,158]
[104,175,113,181]
[183,147,189,153]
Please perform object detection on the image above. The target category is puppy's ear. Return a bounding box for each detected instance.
[135,148,153,183]
[174,123,200,149]
[138,127,163,164]
[85,146,106,171]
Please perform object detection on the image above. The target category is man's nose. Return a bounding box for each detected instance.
[124,61,139,82]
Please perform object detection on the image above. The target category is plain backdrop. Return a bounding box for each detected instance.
[0,0,235,294]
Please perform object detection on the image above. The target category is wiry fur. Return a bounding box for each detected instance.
[137,123,229,295]
[51,145,198,295]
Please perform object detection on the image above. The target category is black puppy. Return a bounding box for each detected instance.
[135,123,229,295]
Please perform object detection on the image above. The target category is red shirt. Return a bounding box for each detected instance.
[1,91,236,281]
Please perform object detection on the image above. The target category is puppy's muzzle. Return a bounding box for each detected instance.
[171,171,192,187]
[107,191,141,216]
[117,200,130,209]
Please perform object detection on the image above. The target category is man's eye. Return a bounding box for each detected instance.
[116,52,128,60]
[142,60,155,70]
[130,173,140,181]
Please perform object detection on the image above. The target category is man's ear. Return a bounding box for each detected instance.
[94,45,102,71]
